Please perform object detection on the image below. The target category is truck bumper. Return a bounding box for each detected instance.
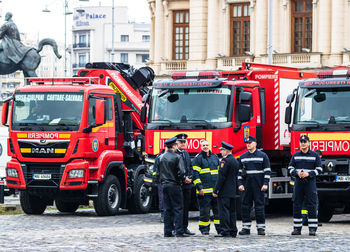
[5,159,90,191]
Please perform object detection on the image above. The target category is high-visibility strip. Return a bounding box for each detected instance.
[193,179,201,185]
[193,166,201,172]
[202,188,213,193]
[199,220,210,226]
[200,168,210,174]
[152,172,156,175]
[301,210,308,214]
[241,157,264,162]
[214,219,220,225]
[264,175,270,179]
[210,169,218,175]
[144,178,152,183]
[308,224,318,228]
[308,218,318,222]
[20,148,31,153]
[238,176,243,180]
[256,224,265,228]
[293,218,302,222]
[54,149,66,154]
[246,170,264,174]
[294,224,302,227]
[295,156,316,161]
[264,168,271,172]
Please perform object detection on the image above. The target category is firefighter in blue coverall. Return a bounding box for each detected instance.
[238,136,271,236]
[192,140,222,235]
[289,135,322,236]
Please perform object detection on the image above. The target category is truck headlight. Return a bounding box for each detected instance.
[68,169,84,179]
[6,168,18,178]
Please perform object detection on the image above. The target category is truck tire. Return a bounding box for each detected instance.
[55,200,80,213]
[93,175,121,216]
[20,191,47,215]
[128,174,153,214]
[318,202,334,223]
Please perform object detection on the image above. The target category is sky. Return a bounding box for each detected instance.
[1,0,150,44]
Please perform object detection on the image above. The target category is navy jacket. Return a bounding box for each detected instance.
[214,154,239,198]
[288,149,322,180]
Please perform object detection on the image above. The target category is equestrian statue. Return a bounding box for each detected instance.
[0,12,62,77]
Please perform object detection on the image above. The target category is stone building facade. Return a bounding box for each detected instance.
[147,0,350,75]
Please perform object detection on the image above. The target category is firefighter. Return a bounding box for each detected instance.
[238,136,271,236]
[192,140,222,235]
[288,135,322,236]
[156,137,188,237]
[175,133,195,235]
[213,141,239,237]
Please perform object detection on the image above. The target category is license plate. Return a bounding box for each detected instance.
[32,174,51,180]
[336,176,350,182]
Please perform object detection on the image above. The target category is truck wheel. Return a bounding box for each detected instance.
[318,202,334,223]
[20,191,47,215]
[128,174,153,214]
[93,175,121,216]
[55,200,80,213]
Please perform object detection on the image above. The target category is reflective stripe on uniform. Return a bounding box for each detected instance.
[152,172,156,175]
[241,157,264,162]
[193,166,201,172]
[199,220,210,226]
[308,218,318,222]
[294,156,316,161]
[246,170,264,174]
[214,219,220,225]
[193,179,201,185]
[294,223,302,227]
[308,224,318,228]
[211,169,218,175]
[256,223,265,228]
[202,188,213,194]
[301,210,308,214]
[293,218,302,222]
[238,176,243,180]
[264,175,270,179]
[264,168,271,172]
[200,168,211,174]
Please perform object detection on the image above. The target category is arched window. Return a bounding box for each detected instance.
[291,0,312,53]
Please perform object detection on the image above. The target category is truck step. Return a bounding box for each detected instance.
[87,180,98,184]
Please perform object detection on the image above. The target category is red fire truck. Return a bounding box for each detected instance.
[285,67,350,222]
[142,63,316,207]
[1,62,154,215]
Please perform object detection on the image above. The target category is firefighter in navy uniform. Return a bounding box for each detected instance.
[238,136,271,236]
[288,135,322,236]
[192,140,222,235]
[213,141,239,237]
[156,137,188,237]
[175,133,195,235]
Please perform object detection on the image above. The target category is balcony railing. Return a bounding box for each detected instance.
[161,61,187,71]
[217,56,254,69]
[73,43,90,48]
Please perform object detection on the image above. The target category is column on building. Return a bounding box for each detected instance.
[330,0,344,64]
[206,0,219,69]
[317,0,331,55]
[272,0,281,52]
[188,0,208,70]
[154,0,164,73]
[254,0,267,59]
[148,0,155,63]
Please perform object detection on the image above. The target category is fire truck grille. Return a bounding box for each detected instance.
[22,163,64,188]
[18,141,69,158]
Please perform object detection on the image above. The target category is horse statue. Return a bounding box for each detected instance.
[0,38,62,77]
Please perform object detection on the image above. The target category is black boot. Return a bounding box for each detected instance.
[239,229,250,235]
[291,228,301,235]
[257,229,265,235]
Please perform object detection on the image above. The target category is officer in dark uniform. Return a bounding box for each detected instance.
[156,137,188,237]
[192,140,221,235]
[238,136,271,236]
[175,133,195,235]
[152,147,167,222]
[213,141,239,237]
[288,135,322,236]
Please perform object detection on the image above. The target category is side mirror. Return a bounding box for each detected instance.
[1,101,9,126]
[95,99,105,125]
[240,91,252,102]
[238,104,251,122]
[140,105,147,124]
[142,93,150,104]
[285,106,292,125]
[286,93,295,104]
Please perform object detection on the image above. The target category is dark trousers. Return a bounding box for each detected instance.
[217,197,237,235]
[163,184,184,235]
[293,179,318,231]
[182,186,192,230]
[197,195,221,234]
[241,179,266,230]
[157,184,164,212]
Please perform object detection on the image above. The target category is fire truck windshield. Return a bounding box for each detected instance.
[12,92,84,131]
[295,87,350,125]
[150,87,232,123]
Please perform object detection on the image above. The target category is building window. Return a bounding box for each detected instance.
[291,0,312,53]
[79,55,86,67]
[121,53,128,63]
[230,3,250,56]
[121,35,129,42]
[142,35,150,42]
[173,10,189,60]
[79,34,87,47]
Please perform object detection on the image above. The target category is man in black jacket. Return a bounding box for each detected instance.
[213,141,239,237]
[176,133,195,235]
[156,137,187,237]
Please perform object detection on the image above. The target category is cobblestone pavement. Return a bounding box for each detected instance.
[0,207,350,252]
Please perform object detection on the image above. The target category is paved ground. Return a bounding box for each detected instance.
[0,198,350,252]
